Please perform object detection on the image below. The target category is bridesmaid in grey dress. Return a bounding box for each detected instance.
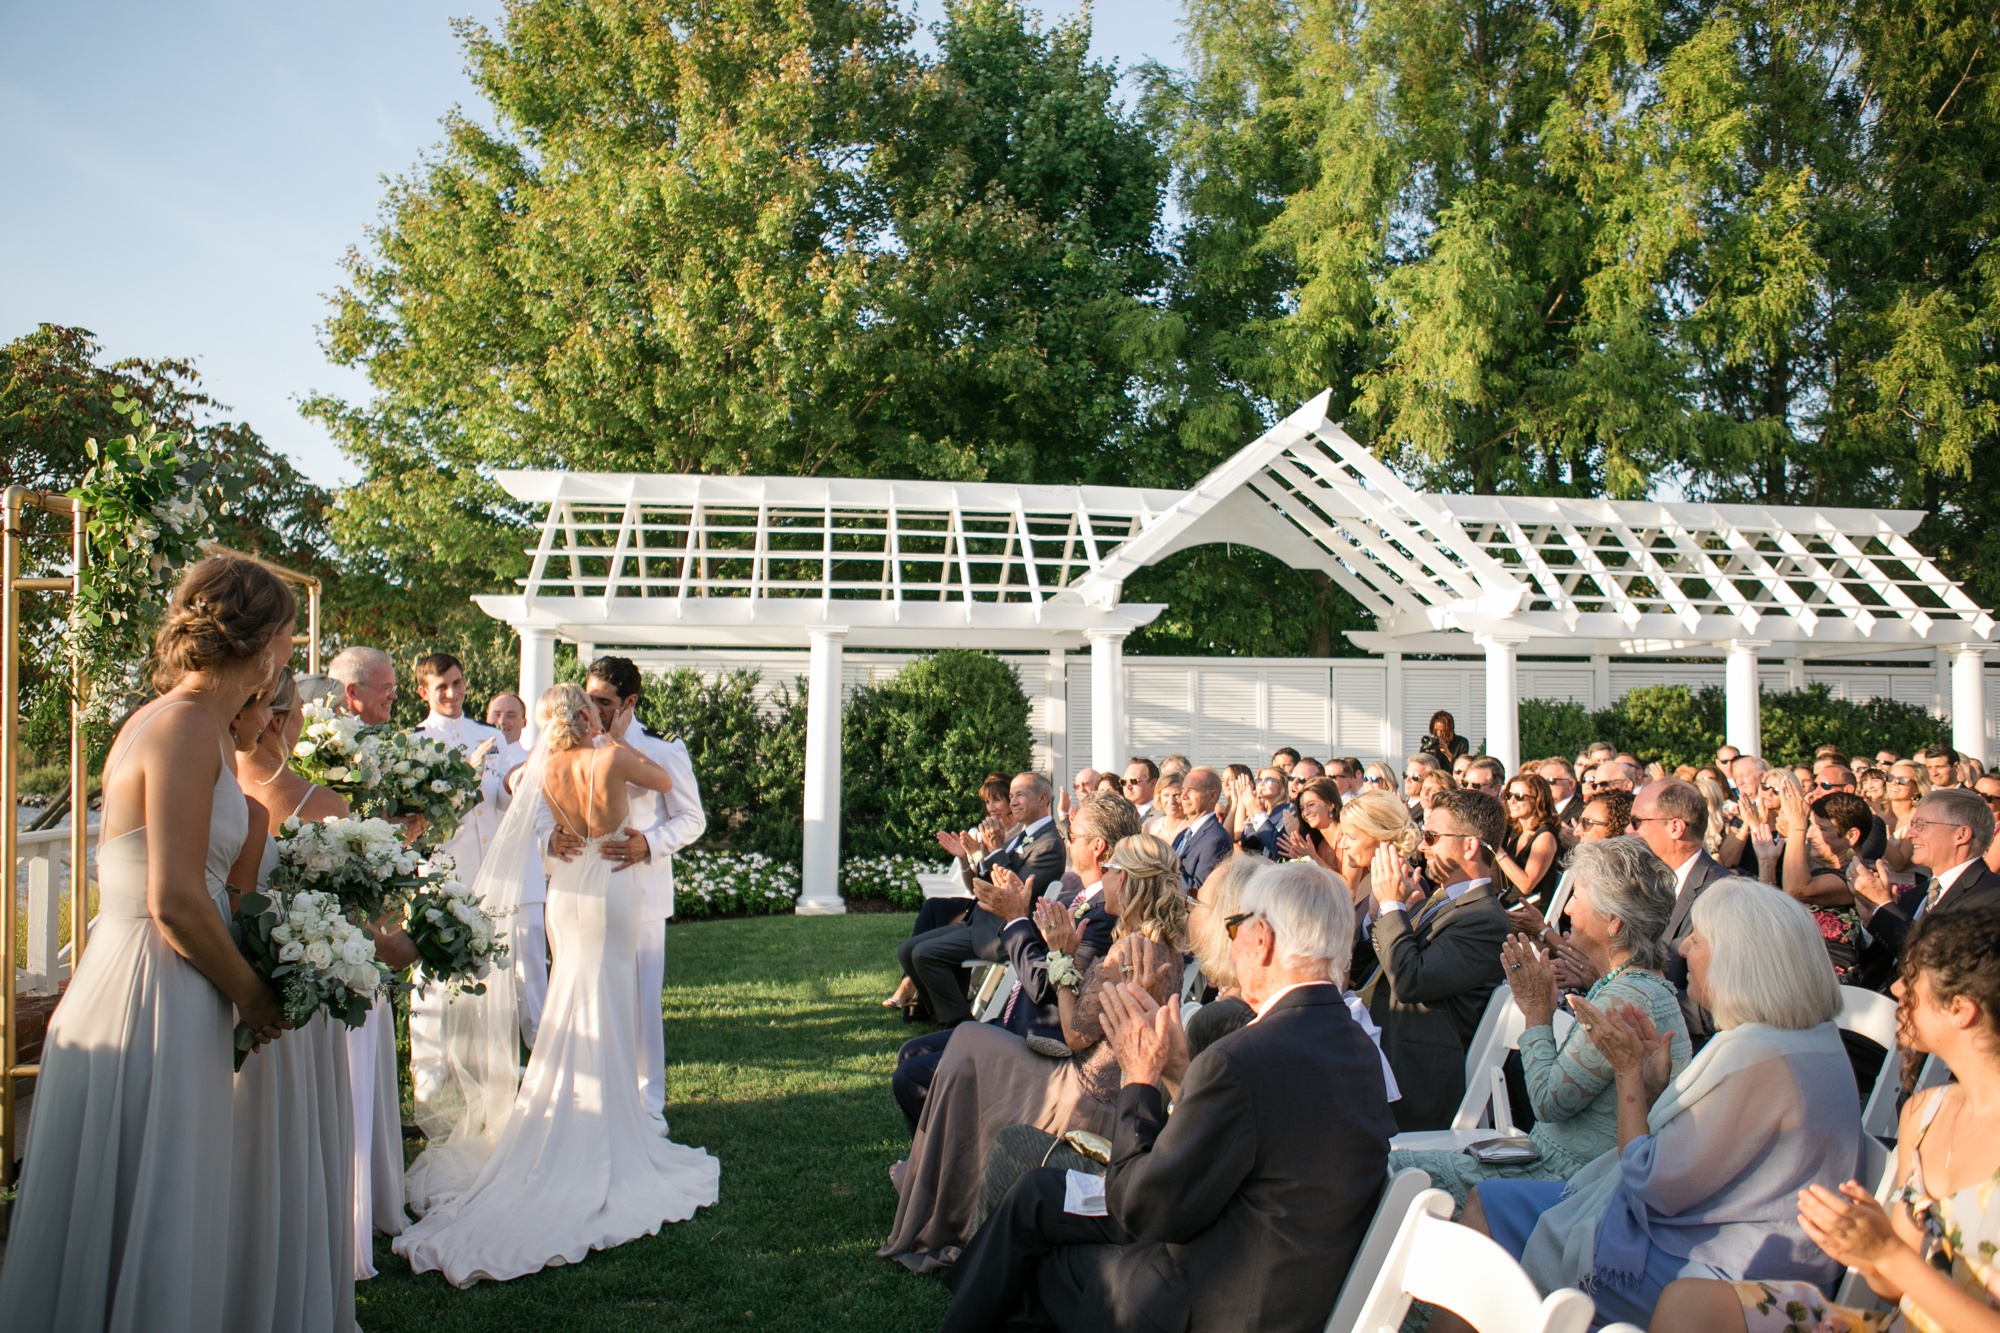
[224,666,358,1333]
[0,554,298,1333]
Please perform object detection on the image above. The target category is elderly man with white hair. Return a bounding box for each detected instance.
[938,860,1397,1333]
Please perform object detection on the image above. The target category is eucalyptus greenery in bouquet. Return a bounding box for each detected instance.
[402,855,509,997]
[231,887,386,1070]
[270,813,430,925]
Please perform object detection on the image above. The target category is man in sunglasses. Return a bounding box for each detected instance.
[1120,758,1159,820]
[1361,790,1513,1131]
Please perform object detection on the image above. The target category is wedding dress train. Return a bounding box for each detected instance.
[392,815,719,1285]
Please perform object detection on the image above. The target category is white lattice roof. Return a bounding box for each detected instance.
[474,394,1994,656]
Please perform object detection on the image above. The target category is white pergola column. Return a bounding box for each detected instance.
[1590,653,1611,711]
[798,627,849,916]
[1477,634,1525,773]
[1723,640,1768,756]
[1951,646,1990,766]
[1087,629,1128,774]
[518,627,558,745]
[1383,652,1405,763]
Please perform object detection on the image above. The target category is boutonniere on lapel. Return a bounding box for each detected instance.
[1072,895,1093,921]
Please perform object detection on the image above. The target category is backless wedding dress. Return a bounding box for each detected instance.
[0,701,247,1332]
[393,749,719,1285]
[220,787,357,1333]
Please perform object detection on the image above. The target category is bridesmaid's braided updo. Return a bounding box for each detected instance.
[150,554,298,692]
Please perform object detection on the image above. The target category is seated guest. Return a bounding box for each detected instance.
[889,794,1139,1134]
[901,773,1066,1027]
[880,833,1187,1272]
[1631,779,1730,1041]
[1236,767,1294,860]
[1494,772,1563,912]
[1278,775,1344,874]
[1460,879,1861,1331]
[1218,763,1256,842]
[1762,782,1869,984]
[1331,790,1419,985]
[1144,773,1183,841]
[1416,768,1459,823]
[1179,852,1267,1055]
[1460,755,1506,799]
[1389,837,1691,1207]
[885,773,1015,1011]
[939,861,1398,1333]
[1542,758,1584,823]
[1652,905,2000,1333]
[1855,789,2000,972]
[1172,767,1234,893]
[1583,788,1634,839]
[1365,789,1513,1131]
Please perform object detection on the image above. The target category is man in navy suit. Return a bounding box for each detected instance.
[891,792,1140,1131]
[1173,767,1235,893]
[1855,788,2000,978]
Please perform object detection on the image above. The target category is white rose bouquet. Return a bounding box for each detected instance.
[291,700,390,802]
[366,730,488,845]
[402,857,510,997]
[270,814,432,925]
[231,886,386,1069]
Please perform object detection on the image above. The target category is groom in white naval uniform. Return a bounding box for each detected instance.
[407,652,510,1092]
[543,655,706,1127]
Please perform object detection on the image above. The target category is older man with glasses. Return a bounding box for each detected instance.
[1854,787,2000,977]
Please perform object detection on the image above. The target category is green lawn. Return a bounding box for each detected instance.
[357,913,950,1333]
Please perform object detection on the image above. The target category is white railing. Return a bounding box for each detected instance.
[12,819,97,995]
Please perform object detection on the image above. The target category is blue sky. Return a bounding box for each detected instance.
[1,1,1182,488]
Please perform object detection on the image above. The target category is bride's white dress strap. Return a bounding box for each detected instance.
[542,750,600,841]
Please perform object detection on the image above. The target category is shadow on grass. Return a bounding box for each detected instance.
[356,912,950,1333]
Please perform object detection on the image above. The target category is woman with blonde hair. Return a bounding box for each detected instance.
[1693,770,1731,854]
[392,684,718,1286]
[1881,761,1933,889]
[880,828,1185,1273]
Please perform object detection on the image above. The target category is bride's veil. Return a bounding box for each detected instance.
[404,731,549,1216]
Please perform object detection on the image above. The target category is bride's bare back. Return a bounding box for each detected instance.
[541,741,673,840]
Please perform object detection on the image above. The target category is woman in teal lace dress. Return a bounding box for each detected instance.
[1388,837,1692,1208]
[1652,905,2000,1333]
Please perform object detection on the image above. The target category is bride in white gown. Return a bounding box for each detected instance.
[394,684,719,1286]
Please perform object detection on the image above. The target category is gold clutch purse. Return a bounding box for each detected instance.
[1061,1130,1112,1165]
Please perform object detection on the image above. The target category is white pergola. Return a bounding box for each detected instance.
[477,393,1995,912]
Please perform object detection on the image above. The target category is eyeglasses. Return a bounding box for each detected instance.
[1364,774,1387,785]
[1813,780,1845,791]
[1887,777,1914,786]
[1577,816,1612,831]
[1904,818,1964,836]
[1224,911,1260,940]
[1420,827,1462,846]
[1121,778,1144,788]
[1505,791,1531,802]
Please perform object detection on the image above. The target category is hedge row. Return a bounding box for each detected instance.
[1519,683,1949,771]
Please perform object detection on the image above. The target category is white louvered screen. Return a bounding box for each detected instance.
[1067,661,1093,771]
[1127,666,1194,757]
[1889,671,1938,710]
[1196,672,1265,766]
[1517,668,1594,706]
[1330,667,1387,757]
[1267,668,1333,756]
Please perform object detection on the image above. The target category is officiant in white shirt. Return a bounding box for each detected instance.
[540,656,706,1127]
[407,653,513,1103]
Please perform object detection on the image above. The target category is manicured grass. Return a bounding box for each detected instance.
[357,913,949,1333]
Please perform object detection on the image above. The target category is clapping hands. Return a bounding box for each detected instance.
[1033,897,1082,954]
[1797,1181,1902,1278]
[979,864,1036,921]
[1499,934,1558,1027]
[1571,996,1673,1101]
[935,829,969,861]
[1099,981,1188,1090]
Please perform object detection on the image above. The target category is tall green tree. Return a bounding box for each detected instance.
[311,0,1172,599]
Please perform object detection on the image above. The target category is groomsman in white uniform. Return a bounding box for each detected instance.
[544,656,706,1127]
[485,691,530,780]
[407,652,512,1086]
[323,646,417,1274]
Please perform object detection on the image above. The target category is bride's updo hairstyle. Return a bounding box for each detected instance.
[535,684,594,752]
[151,553,298,692]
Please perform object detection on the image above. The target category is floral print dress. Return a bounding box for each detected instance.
[1733,1088,2000,1333]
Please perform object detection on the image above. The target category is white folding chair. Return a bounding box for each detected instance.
[961,960,1015,1021]
[1323,1168,1434,1333]
[918,870,972,900]
[1347,1188,1596,1333]
[1543,870,1574,926]
[1390,990,1546,1152]
[1833,1134,1900,1308]
[1837,985,1905,1141]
